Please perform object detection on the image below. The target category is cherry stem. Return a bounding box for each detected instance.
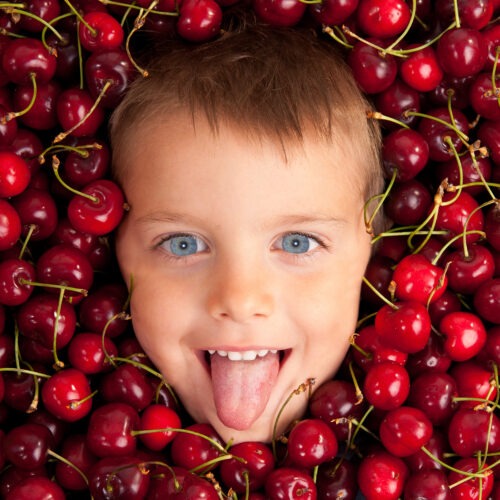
[452,0,461,28]
[52,287,65,369]
[0,366,50,378]
[361,276,398,310]
[367,110,410,129]
[432,230,486,265]
[125,8,151,78]
[100,310,131,368]
[348,361,364,404]
[271,378,315,461]
[356,310,377,330]
[371,228,448,245]
[1,72,37,123]
[106,356,163,380]
[62,0,96,36]
[68,389,98,409]
[383,0,417,53]
[404,110,469,144]
[51,155,99,203]
[348,404,374,449]
[98,0,178,15]
[40,11,73,49]
[76,20,84,90]
[53,80,112,144]
[322,25,353,50]
[349,333,373,360]
[364,169,397,237]
[47,449,89,485]
[17,277,88,296]
[18,224,35,260]
[14,321,21,374]
[38,142,99,164]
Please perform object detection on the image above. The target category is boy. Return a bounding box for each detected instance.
[110,19,384,444]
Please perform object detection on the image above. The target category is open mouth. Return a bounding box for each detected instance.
[202,349,290,370]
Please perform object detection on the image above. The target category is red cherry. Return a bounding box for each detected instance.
[86,402,139,458]
[265,467,317,500]
[375,300,432,353]
[67,332,118,374]
[385,179,433,226]
[400,46,444,92]
[447,457,494,499]
[439,311,487,361]
[176,0,223,41]
[0,151,31,198]
[0,258,35,307]
[375,79,421,129]
[473,278,500,324]
[436,27,488,78]
[469,72,500,121]
[4,423,53,470]
[5,476,65,500]
[287,419,338,468]
[405,430,449,473]
[392,253,447,304]
[309,0,359,26]
[79,11,124,52]
[403,469,451,500]
[220,441,275,494]
[379,406,433,457]
[138,404,181,451]
[478,119,500,167]
[363,361,410,410]
[252,0,306,27]
[357,450,408,500]
[0,199,21,251]
[56,87,105,138]
[41,368,93,422]
[435,0,493,30]
[356,0,411,38]
[67,179,125,235]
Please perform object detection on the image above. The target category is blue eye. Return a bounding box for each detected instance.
[161,234,206,257]
[281,233,319,254]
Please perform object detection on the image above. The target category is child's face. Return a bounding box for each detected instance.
[115,112,372,443]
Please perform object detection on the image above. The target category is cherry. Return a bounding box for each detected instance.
[61,139,110,187]
[440,310,487,361]
[264,467,317,500]
[17,292,77,350]
[86,402,139,458]
[417,107,469,162]
[0,466,48,499]
[363,361,410,410]
[483,22,500,70]
[356,0,411,38]
[56,87,105,138]
[403,469,451,500]
[220,441,275,493]
[67,179,125,236]
[41,368,93,422]
[13,80,61,131]
[435,0,493,30]
[407,371,457,426]
[0,151,31,198]
[9,128,43,175]
[67,332,117,374]
[79,11,124,52]
[309,379,367,440]
[50,217,97,255]
[469,72,500,121]
[382,129,429,182]
[137,403,181,452]
[480,325,500,365]
[380,406,433,457]
[176,0,224,41]
[54,434,97,491]
[374,79,421,129]
[447,457,494,499]
[84,48,135,109]
[484,205,500,251]
[17,0,62,33]
[437,27,488,78]
[4,423,53,470]
[435,154,492,197]
[361,255,395,306]
[100,363,154,411]
[78,282,129,337]
[392,253,447,304]
[478,119,500,166]
[88,455,150,500]
[309,0,359,26]
[316,458,357,499]
[287,418,338,468]
[0,199,21,251]
[357,450,408,500]
[18,336,54,364]
[433,190,484,247]
[5,476,65,500]
[445,244,495,295]
[448,408,500,457]
[375,300,432,353]
[170,423,223,472]
[385,179,432,225]
[2,371,37,413]
[11,187,58,241]
[473,278,500,324]
[348,41,397,94]
[428,74,475,109]
[252,0,306,27]
[405,430,450,473]
[450,360,497,410]
[0,258,35,307]
[2,38,57,85]
[26,408,68,447]
[400,46,444,92]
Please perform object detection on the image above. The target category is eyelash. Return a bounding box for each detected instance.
[154,231,329,262]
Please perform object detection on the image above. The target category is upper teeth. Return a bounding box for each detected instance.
[208,349,278,361]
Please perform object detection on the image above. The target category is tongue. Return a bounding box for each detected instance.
[210,352,279,430]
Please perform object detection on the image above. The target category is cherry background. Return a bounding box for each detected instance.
[0,0,499,498]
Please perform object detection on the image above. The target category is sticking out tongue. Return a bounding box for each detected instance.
[210,351,280,430]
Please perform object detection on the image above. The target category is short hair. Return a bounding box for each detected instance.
[109,15,383,202]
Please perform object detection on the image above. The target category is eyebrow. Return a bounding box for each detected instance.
[136,211,348,229]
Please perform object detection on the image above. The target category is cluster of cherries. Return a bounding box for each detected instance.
[0,0,499,498]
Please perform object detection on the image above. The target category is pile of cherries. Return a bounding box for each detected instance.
[0,0,499,498]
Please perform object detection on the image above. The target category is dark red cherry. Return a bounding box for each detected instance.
[0,105,18,146]
[316,458,357,500]
[4,423,53,470]
[435,0,493,30]
[265,467,317,500]
[473,278,500,324]
[5,476,65,500]
[385,179,432,225]
[469,72,500,121]
[428,74,475,110]
[0,258,35,307]
[252,0,306,27]
[483,22,500,70]
[18,0,61,32]
[437,27,488,78]
[478,120,500,166]
[403,469,451,500]
[309,0,359,26]
[9,128,43,175]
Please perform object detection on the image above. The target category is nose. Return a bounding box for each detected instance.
[206,258,275,323]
